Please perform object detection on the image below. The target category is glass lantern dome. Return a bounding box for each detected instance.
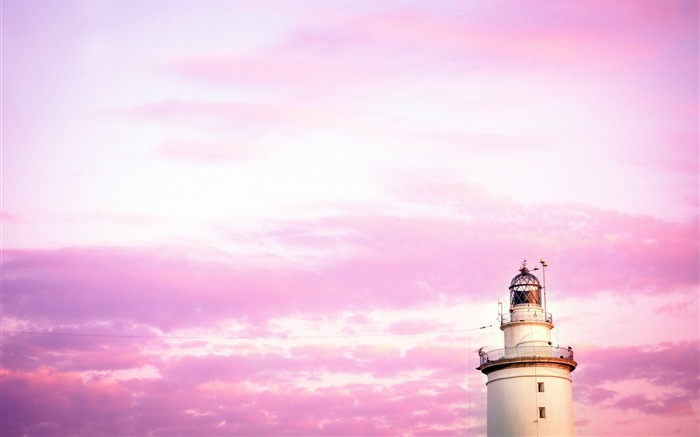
[509,266,542,306]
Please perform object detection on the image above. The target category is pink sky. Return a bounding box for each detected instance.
[1,1,698,435]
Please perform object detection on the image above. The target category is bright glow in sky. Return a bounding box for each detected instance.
[2,1,698,435]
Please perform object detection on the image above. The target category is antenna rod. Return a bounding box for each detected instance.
[540,259,548,318]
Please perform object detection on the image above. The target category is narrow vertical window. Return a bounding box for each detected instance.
[539,407,546,419]
[538,382,545,392]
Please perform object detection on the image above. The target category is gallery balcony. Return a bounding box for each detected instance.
[500,311,553,325]
[477,345,577,373]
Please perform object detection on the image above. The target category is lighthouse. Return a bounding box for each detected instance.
[477,260,577,436]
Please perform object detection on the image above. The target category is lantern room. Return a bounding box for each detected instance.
[509,265,542,306]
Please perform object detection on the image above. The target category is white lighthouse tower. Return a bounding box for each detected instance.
[477,260,577,437]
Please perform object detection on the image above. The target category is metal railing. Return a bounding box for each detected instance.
[479,345,574,366]
[500,311,552,325]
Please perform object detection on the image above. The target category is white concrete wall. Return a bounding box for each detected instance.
[486,365,575,437]
[502,322,552,349]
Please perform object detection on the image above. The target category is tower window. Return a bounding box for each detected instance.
[539,407,546,419]
[538,382,545,392]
